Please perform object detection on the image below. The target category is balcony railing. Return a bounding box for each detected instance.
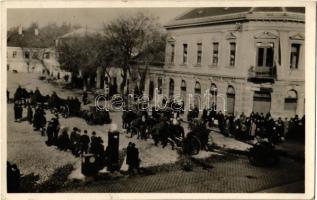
[248,66,276,82]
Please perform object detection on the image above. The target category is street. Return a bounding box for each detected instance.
[7,72,305,193]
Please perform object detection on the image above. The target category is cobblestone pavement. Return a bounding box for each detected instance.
[62,155,304,193]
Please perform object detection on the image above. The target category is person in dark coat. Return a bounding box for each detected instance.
[46,119,55,146]
[82,91,88,105]
[201,108,208,124]
[33,106,46,131]
[33,87,42,104]
[70,128,81,157]
[126,143,140,175]
[131,143,140,173]
[14,101,23,122]
[90,131,98,154]
[138,115,147,140]
[126,142,134,174]
[27,104,33,124]
[51,117,60,143]
[8,163,21,192]
[80,130,90,154]
[7,162,13,192]
[57,129,71,151]
[14,102,20,122]
[14,85,23,102]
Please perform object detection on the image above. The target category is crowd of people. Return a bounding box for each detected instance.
[11,85,144,176]
[196,106,305,143]
[8,84,306,182]
[11,86,81,121]
[122,107,186,150]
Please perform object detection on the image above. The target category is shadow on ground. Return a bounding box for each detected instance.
[15,163,74,192]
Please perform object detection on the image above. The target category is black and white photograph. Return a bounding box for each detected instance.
[1,1,315,199]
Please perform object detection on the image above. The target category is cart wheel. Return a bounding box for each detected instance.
[185,135,201,155]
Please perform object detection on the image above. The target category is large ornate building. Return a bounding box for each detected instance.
[144,7,305,118]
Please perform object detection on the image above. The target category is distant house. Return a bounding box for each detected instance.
[7,46,47,73]
[7,27,71,81]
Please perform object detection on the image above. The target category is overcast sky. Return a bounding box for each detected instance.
[7,8,190,30]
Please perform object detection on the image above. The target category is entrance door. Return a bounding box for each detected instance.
[253,91,271,114]
[149,81,154,100]
[194,81,201,109]
[181,80,187,106]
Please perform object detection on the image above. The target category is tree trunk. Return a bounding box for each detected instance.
[120,69,127,95]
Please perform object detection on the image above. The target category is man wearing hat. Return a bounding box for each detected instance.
[80,130,90,154]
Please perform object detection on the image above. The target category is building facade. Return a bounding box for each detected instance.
[7,46,66,78]
[144,7,305,118]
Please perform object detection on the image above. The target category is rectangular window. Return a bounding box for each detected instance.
[24,51,30,59]
[229,42,236,66]
[170,44,175,64]
[212,42,219,65]
[290,43,300,69]
[12,51,17,58]
[183,43,188,64]
[256,42,274,67]
[32,52,38,59]
[266,47,274,67]
[197,43,202,64]
[257,48,264,66]
[45,52,50,59]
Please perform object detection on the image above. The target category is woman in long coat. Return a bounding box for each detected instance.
[27,104,33,124]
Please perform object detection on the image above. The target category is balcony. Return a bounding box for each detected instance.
[248,66,276,83]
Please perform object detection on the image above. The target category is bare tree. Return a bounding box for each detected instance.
[102,12,165,95]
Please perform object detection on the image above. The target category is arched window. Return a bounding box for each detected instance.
[209,83,217,109]
[284,89,298,112]
[158,78,162,94]
[195,81,201,94]
[227,85,235,114]
[149,81,154,100]
[180,80,187,106]
[169,78,175,97]
[227,86,235,95]
[210,83,217,96]
[181,80,186,91]
[194,81,201,108]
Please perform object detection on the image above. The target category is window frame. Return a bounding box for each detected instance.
[229,42,236,66]
[12,51,17,58]
[182,43,188,65]
[212,42,219,66]
[290,43,301,70]
[256,42,275,68]
[196,42,202,65]
[170,43,175,64]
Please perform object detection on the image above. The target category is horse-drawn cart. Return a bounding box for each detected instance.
[82,106,112,125]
